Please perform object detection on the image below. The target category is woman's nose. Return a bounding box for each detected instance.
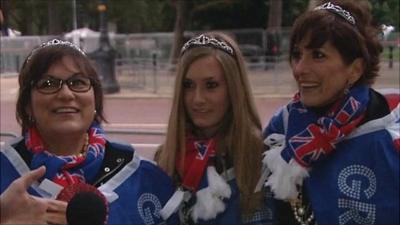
[193,87,205,104]
[292,56,309,77]
[57,83,75,99]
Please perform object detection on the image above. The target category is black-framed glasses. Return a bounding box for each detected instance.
[33,74,93,94]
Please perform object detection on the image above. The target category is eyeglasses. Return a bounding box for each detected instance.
[33,74,93,94]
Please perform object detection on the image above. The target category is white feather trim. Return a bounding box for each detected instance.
[263,133,309,200]
[191,166,231,222]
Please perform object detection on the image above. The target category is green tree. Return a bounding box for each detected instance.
[370,0,399,29]
[169,0,187,64]
[108,0,171,33]
[1,0,398,36]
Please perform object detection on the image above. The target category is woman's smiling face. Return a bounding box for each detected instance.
[29,56,95,137]
[291,38,362,107]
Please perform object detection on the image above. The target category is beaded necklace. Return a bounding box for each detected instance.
[289,189,314,225]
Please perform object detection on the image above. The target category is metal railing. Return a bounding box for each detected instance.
[104,128,165,136]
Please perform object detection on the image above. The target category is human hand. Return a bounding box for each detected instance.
[0,166,68,225]
[45,198,68,225]
[0,166,48,225]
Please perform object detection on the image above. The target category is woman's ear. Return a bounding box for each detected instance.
[348,58,364,85]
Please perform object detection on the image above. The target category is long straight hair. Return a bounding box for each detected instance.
[157,32,264,214]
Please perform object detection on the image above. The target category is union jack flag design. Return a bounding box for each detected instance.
[25,127,45,153]
[334,96,361,125]
[53,171,85,186]
[195,141,208,160]
[284,86,369,167]
[26,123,106,187]
[288,123,340,166]
[383,92,400,151]
[87,127,106,157]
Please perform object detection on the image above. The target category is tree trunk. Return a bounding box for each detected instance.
[266,0,282,59]
[267,0,282,30]
[21,0,35,35]
[169,0,187,65]
[0,0,9,35]
[48,0,62,35]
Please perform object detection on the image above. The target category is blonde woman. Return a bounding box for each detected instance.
[156,32,274,224]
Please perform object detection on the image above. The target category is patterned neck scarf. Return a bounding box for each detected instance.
[176,134,217,191]
[25,123,106,187]
[283,85,369,167]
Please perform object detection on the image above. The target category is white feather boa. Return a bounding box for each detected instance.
[263,133,309,200]
[191,166,231,222]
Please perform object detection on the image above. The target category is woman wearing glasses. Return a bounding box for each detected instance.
[0,39,178,225]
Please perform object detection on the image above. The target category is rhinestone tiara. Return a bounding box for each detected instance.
[181,34,235,56]
[27,39,86,61]
[314,2,356,25]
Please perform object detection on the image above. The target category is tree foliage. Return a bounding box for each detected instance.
[0,0,398,35]
[370,0,399,29]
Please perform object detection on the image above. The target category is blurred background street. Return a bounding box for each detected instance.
[1,60,398,159]
[1,0,399,159]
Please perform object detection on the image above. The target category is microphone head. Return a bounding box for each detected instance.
[57,183,108,225]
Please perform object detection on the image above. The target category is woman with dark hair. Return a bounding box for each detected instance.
[0,39,178,225]
[156,32,275,224]
[262,1,399,225]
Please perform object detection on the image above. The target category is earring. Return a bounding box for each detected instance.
[94,110,97,115]
[344,81,353,95]
[29,115,36,123]
[344,87,350,95]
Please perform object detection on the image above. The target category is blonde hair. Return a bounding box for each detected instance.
[157,32,263,214]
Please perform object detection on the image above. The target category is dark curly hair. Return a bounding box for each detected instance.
[289,0,382,86]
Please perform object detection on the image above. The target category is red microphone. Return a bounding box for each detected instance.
[57,183,109,225]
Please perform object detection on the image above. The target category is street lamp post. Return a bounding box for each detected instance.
[89,0,119,94]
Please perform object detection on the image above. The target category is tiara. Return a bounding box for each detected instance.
[27,39,86,61]
[314,2,356,25]
[181,34,235,56]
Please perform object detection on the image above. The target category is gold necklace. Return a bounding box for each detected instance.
[77,133,89,157]
[290,189,314,225]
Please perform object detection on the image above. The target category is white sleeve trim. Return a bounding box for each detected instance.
[1,138,51,197]
[98,152,142,202]
[347,104,400,140]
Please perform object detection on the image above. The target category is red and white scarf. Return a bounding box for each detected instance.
[26,123,106,187]
[176,134,216,191]
[160,134,231,222]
